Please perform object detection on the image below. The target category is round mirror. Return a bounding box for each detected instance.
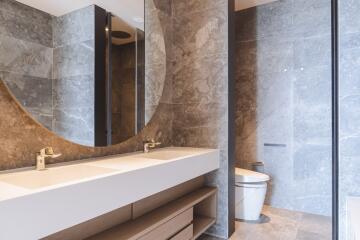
[0,0,166,147]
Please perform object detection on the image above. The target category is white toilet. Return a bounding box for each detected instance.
[235,168,270,221]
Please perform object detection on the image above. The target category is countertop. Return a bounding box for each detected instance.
[0,147,219,239]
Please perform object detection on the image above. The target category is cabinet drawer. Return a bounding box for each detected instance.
[139,208,193,240]
[170,224,193,240]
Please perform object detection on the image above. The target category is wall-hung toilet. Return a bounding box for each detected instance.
[235,168,270,221]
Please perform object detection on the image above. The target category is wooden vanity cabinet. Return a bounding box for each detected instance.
[88,187,217,240]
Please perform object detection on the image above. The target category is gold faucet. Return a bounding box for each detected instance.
[36,147,61,171]
[143,139,161,153]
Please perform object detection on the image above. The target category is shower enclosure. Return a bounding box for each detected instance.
[233,0,342,239]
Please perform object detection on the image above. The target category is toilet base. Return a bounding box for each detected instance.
[235,182,267,221]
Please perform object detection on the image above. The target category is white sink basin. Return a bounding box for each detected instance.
[0,165,115,189]
[0,147,220,239]
[136,150,195,160]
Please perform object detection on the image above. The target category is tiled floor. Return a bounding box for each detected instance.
[200,205,332,240]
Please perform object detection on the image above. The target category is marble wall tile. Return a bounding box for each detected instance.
[0,0,53,131]
[0,0,53,47]
[53,107,95,146]
[172,7,227,62]
[52,5,95,47]
[171,0,230,238]
[172,0,226,17]
[0,72,52,115]
[339,1,360,237]
[172,54,228,104]
[53,40,94,79]
[339,0,360,35]
[235,0,332,217]
[293,36,331,69]
[52,74,94,145]
[52,75,94,110]
[292,0,331,38]
[0,34,52,79]
[52,4,95,146]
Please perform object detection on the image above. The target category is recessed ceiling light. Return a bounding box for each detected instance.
[133,17,144,23]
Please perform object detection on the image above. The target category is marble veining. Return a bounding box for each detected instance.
[145,0,168,123]
[171,0,230,238]
[51,6,95,145]
[52,5,95,48]
[0,0,53,47]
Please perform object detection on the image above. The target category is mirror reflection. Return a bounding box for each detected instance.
[0,0,165,147]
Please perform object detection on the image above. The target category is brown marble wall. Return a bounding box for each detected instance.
[0,0,174,171]
[171,0,231,238]
[111,43,136,143]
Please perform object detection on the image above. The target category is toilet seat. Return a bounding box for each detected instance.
[235,168,270,183]
[236,182,267,189]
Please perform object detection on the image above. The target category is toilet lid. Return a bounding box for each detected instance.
[235,168,270,183]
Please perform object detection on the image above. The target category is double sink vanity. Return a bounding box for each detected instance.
[0,147,220,239]
[0,0,222,239]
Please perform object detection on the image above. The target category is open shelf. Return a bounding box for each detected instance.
[193,216,216,239]
[88,187,217,240]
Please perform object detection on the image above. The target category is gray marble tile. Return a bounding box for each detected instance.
[293,35,331,70]
[340,95,360,138]
[294,66,332,106]
[292,0,331,38]
[0,71,52,115]
[0,34,52,78]
[340,32,360,50]
[255,0,293,40]
[340,47,360,99]
[339,0,360,35]
[53,107,95,146]
[53,40,94,79]
[236,39,294,74]
[0,0,53,47]
[52,75,94,110]
[52,5,95,47]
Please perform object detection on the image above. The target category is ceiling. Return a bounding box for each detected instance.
[235,0,279,11]
[16,0,144,30]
